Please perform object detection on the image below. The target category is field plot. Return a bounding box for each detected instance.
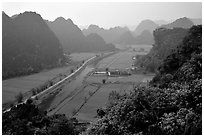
[47,66,94,114]
[2,65,74,104]
[55,85,98,117]
[106,74,155,83]
[97,50,145,70]
[85,75,108,84]
[75,84,134,122]
[70,53,97,62]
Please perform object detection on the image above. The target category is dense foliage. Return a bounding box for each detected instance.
[136,27,188,72]
[2,99,79,135]
[85,25,202,135]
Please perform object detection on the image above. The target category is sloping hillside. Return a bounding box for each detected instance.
[47,19,115,53]
[2,12,65,79]
[136,27,188,72]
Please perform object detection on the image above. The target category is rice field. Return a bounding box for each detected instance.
[3,49,154,123]
[75,84,134,122]
[42,49,154,122]
[97,50,147,70]
[70,53,97,62]
[2,65,74,104]
[2,52,97,105]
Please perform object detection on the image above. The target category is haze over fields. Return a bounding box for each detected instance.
[2,2,202,135]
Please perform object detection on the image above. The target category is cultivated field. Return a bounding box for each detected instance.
[4,48,154,122]
[97,49,149,70]
[47,66,94,114]
[2,52,97,104]
[70,53,97,62]
[75,83,134,122]
[45,47,155,122]
[2,65,74,104]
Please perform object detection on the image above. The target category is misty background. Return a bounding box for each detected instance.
[3,2,202,30]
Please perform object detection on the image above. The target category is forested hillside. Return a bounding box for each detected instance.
[136,27,188,72]
[85,25,202,135]
[2,12,65,79]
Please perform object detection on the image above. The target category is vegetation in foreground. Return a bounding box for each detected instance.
[2,25,202,135]
[85,25,202,135]
[2,99,80,135]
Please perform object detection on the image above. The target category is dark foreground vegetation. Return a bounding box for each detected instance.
[2,25,201,135]
[85,25,202,135]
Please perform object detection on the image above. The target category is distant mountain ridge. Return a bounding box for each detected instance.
[82,25,129,44]
[133,19,159,36]
[46,18,115,53]
[2,11,65,79]
[160,17,194,29]
[83,17,195,46]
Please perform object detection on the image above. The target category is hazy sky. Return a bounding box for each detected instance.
[2,2,202,29]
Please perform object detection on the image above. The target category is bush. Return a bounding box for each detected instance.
[15,92,23,103]
[2,102,79,135]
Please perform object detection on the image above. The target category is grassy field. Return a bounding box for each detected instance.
[96,50,147,70]
[70,53,97,62]
[55,85,98,117]
[47,66,94,114]
[2,65,74,104]
[2,52,97,105]
[75,83,134,122]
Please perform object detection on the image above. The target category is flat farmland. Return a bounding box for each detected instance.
[97,50,147,70]
[54,85,98,117]
[70,53,97,62]
[85,75,108,84]
[47,66,94,114]
[106,74,155,83]
[46,49,154,122]
[2,65,74,104]
[75,84,134,122]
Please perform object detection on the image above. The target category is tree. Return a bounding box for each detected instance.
[16,92,23,103]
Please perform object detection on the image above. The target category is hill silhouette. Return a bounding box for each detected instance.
[82,25,129,44]
[160,17,194,29]
[135,30,154,45]
[47,19,115,53]
[2,12,64,79]
[134,19,159,36]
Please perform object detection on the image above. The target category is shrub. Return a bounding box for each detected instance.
[15,92,23,103]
